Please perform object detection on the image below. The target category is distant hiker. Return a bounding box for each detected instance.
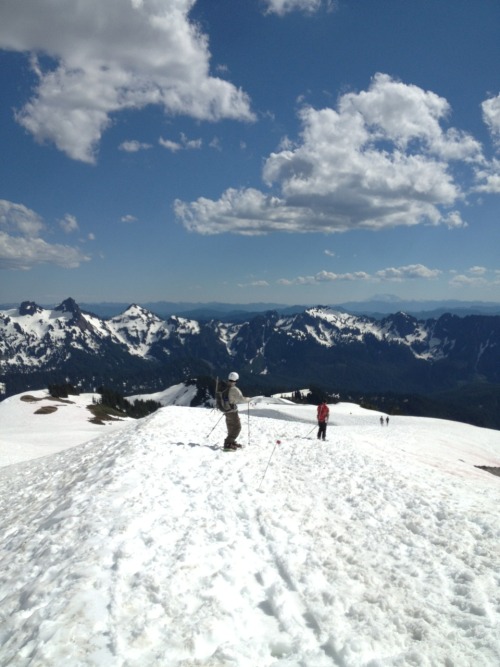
[386,416,390,425]
[317,401,329,441]
[380,416,384,426]
[223,372,251,451]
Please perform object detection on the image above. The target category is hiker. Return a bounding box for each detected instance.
[317,400,329,441]
[386,416,390,425]
[380,416,384,426]
[223,372,251,451]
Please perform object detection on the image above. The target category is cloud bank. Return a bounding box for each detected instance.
[276,264,500,290]
[175,74,490,235]
[0,0,254,163]
[277,264,441,286]
[0,200,89,270]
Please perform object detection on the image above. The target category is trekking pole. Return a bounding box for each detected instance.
[305,424,317,438]
[206,412,225,439]
[247,402,250,446]
[258,441,279,490]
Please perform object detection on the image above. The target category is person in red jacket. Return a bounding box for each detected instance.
[317,401,330,441]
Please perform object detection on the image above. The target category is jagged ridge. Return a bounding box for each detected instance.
[1,299,500,398]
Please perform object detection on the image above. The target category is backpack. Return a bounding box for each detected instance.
[215,377,232,412]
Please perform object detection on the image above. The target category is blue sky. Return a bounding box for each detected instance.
[1,0,500,307]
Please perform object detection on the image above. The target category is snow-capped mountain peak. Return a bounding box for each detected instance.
[107,305,166,357]
[54,297,81,314]
[18,300,44,316]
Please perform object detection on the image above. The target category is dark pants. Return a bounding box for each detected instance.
[224,411,241,445]
[317,421,327,440]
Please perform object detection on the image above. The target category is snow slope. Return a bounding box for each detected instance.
[0,390,132,467]
[127,382,199,407]
[0,397,499,666]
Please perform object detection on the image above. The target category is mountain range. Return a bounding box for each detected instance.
[2,298,500,320]
[1,297,500,428]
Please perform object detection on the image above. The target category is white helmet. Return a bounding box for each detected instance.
[228,372,239,382]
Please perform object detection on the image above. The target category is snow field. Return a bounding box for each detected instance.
[0,390,133,467]
[0,401,499,666]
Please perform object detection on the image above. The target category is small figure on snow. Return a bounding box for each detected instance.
[223,372,251,451]
[386,416,390,426]
[317,401,329,441]
[380,416,384,426]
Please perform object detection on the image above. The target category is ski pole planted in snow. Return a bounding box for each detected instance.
[206,412,225,439]
[258,440,281,490]
[247,402,251,446]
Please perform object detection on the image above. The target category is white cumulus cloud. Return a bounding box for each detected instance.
[467,266,487,276]
[0,0,254,163]
[448,265,500,288]
[474,158,500,194]
[263,0,332,16]
[119,140,153,153]
[59,213,79,234]
[278,270,370,286]
[0,200,89,270]
[278,263,442,286]
[375,264,442,282]
[176,74,480,235]
[238,280,270,288]
[482,93,500,144]
[159,133,202,152]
